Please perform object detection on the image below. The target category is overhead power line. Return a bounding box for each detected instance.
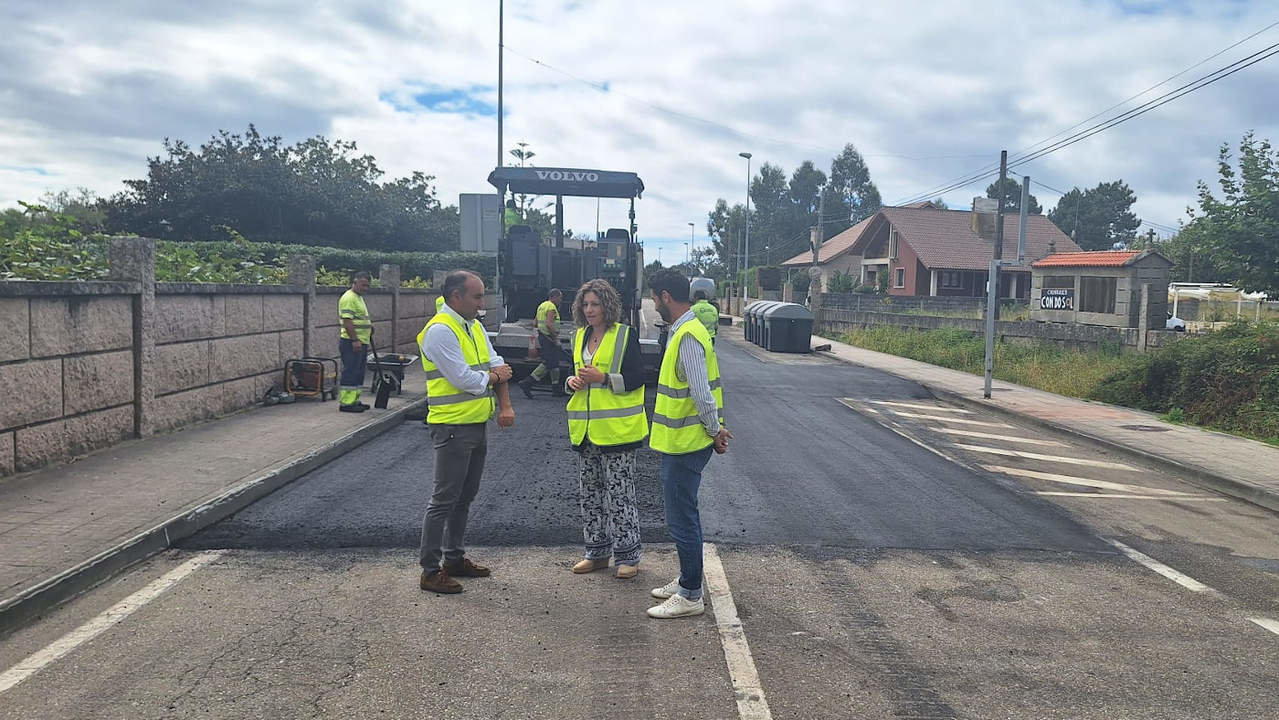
[503,46,993,162]
[894,24,1279,206]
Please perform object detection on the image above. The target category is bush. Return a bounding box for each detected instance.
[790,271,811,292]
[1091,321,1279,442]
[827,269,858,294]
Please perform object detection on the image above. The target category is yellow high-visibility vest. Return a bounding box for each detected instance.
[537,300,559,337]
[692,299,719,338]
[418,312,495,425]
[339,289,372,342]
[650,319,723,454]
[567,324,647,447]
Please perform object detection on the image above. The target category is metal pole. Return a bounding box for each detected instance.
[984,259,998,399]
[688,222,695,267]
[740,152,753,294]
[1017,176,1030,264]
[497,0,504,168]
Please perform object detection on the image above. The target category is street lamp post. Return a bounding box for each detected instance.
[687,222,695,269]
[683,242,689,265]
[739,152,752,298]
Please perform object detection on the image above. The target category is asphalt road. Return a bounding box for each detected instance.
[4,329,1278,719]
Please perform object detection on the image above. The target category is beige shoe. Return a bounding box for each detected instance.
[572,557,610,574]
[615,564,639,579]
[647,593,704,619]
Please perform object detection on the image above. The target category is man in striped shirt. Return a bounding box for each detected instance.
[646,269,732,619]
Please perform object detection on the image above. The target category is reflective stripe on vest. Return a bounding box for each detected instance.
[418,313,495,424]
[339,289,372,342]
[566,324,648,447]
[649,319,723,455]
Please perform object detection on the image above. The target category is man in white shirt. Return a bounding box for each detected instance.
[417,271,515,594]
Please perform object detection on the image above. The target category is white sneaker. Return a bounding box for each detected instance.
[651,577,681,599]
[647,593,704,619]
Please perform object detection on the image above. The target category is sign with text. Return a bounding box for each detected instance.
[1040,288,1074,311]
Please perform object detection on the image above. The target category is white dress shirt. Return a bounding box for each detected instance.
[420,304,505,396]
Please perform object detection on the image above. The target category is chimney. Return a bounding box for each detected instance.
[971,197,999,241]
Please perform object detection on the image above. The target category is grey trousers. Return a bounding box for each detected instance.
[419,423,487,572]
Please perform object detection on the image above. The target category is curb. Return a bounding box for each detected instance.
[0,397,427,636]
[811,344,1279,515]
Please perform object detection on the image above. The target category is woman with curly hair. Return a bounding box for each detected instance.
[564,278,648,578]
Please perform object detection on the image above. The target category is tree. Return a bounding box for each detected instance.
[706,144,882,271]
[986,177,1042,215]
[822,143,882,236]
[1047,180,1140,251]
[103,125,457,252]
[1180,133,1279,295]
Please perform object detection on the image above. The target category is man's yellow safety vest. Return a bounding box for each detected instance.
[339,289,372,342]
[567,324,647,447]
[537,299,559,337]
[418,312,495,425]
[650,319,723,455]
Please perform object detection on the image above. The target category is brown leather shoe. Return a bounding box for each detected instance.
[420,568,463,594]
[572,557,610,574]
[444,557,490,578]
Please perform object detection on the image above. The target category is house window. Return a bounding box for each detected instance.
[1044,276,1074,289]
[1079,276,1117,314]
[894,268,906,288]
[866,268,878,284]
[941,271,964,289]
[888,230,899,260]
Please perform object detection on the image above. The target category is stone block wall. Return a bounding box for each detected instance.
[150,287,305,433]
[0,287,139,474]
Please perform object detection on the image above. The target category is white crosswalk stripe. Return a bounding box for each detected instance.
[981,465,1197,496]
[932,427,1067,447]
[869,400,972,414]
[889,412,1012,428]
[953,444,1134,469]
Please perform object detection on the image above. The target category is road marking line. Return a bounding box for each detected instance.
[955,444,1134,469]
[1248,617,1279,637]
[932,427,1067,447]
[889,411,1012,428]
[1104,540,1221,596]
[869,400,972,414]
[982,464,1196,496]
[1035,492,1226,501]
[703,543,772,720]
[0,551,224,696]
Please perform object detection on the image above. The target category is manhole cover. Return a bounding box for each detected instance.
[1119,424,1170,432]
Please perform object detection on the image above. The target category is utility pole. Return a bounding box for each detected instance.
[812,189,825,266]
[497,0,504,168]
[984,150,1008,400]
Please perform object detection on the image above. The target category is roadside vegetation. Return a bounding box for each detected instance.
[837,323,1279,445]
[0,202,491,286]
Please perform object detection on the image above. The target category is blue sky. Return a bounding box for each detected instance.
[1,0,1277,264]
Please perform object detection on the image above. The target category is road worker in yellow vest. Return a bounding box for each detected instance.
[518,288,567,398]
[415,271,515,595]
[691,290,719,345]
[337,271,373,413]
[645,268,731,619]
[563,279,648,580]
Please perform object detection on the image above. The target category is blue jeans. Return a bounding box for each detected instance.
[338,338,367,392]
[660,446,713,601]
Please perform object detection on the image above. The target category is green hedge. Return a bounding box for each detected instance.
[1090,321,1279,443]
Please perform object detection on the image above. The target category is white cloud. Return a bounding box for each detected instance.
[2,0,1277,261]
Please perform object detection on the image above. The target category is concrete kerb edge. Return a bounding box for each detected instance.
[0,397,427,637]
[812,347,1279,516]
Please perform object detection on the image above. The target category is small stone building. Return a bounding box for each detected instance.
[1031,250,1173,329]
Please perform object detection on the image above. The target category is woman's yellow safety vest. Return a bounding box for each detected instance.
[418,312,495,425]
[567,324,647,447]
[650,319,723,455]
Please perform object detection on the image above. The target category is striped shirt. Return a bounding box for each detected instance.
[669,309,722,437]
